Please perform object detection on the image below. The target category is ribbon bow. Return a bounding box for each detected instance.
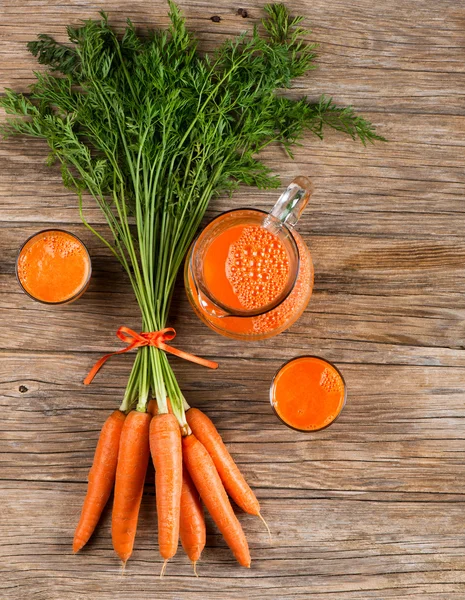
[84,326,218,385]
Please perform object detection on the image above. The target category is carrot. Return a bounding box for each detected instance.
[112,410,151,563]
[147,398,173,416]
[186,408,262,518]
[150,413,182,571]
[73,409,126,553]
[182,433,251,568]
[147,399,158,416]
[179,465,206,574]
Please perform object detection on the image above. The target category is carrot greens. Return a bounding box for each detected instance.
[1,2,384,429]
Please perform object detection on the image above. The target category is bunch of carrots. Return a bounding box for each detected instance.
[73,401,268,573]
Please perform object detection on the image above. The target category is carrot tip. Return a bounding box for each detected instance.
[120,560,127,576]
[160,559,168,579]
[258,512,272,541]
[192,561,199,577]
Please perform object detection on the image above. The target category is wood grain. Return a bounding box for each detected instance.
[1,1,465,598]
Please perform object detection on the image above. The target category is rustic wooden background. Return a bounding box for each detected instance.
[1,0,465,598]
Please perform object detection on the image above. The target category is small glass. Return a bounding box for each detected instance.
[270,356,347,432]
[16,228,92,305]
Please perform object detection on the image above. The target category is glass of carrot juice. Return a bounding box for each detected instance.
[184,177,314,340]
[16,229,92,304]
[270,356,347,432]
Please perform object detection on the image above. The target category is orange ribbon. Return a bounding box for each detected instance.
[84,326,218,385]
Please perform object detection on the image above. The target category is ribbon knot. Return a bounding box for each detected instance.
[84,326,218,385]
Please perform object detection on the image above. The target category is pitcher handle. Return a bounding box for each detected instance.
[269,176,313,229]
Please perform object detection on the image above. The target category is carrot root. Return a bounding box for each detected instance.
[73,409,126,554]
[258,512,272,540]
[160,559,168,578]
[192,561,199,577]
[179,466,206,565]
[150,413,182,561]
[147,398,158,416]
[182,433,251,568]
[112,410,151,563]
[186,408,260,516]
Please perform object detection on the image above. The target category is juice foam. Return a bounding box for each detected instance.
[225,225,289,310]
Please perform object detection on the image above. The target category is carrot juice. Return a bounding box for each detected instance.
[203,224,291,312]
[270,356,346,431]
[185,209,314,340]
[16,229,91,304]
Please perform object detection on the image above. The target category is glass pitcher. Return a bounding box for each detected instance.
[184,177,314,340]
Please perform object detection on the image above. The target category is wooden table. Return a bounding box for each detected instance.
[1,1,464,598]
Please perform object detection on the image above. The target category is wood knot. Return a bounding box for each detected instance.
[19,385,28,393]
[210,15,221,23]
[237,8,248,18]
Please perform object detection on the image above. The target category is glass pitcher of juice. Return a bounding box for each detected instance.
[184,176,314,340]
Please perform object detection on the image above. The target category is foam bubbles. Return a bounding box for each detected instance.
[225,225,289,310]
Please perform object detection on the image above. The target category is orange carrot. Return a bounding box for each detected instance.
[150,413,182,568]
[179,465,206,573]
[182,433,251,568]
[147,398,173,416]
[73,409,126,553]
[186,408,260,515]
[147,399,158,416]
[112,410,151,563]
